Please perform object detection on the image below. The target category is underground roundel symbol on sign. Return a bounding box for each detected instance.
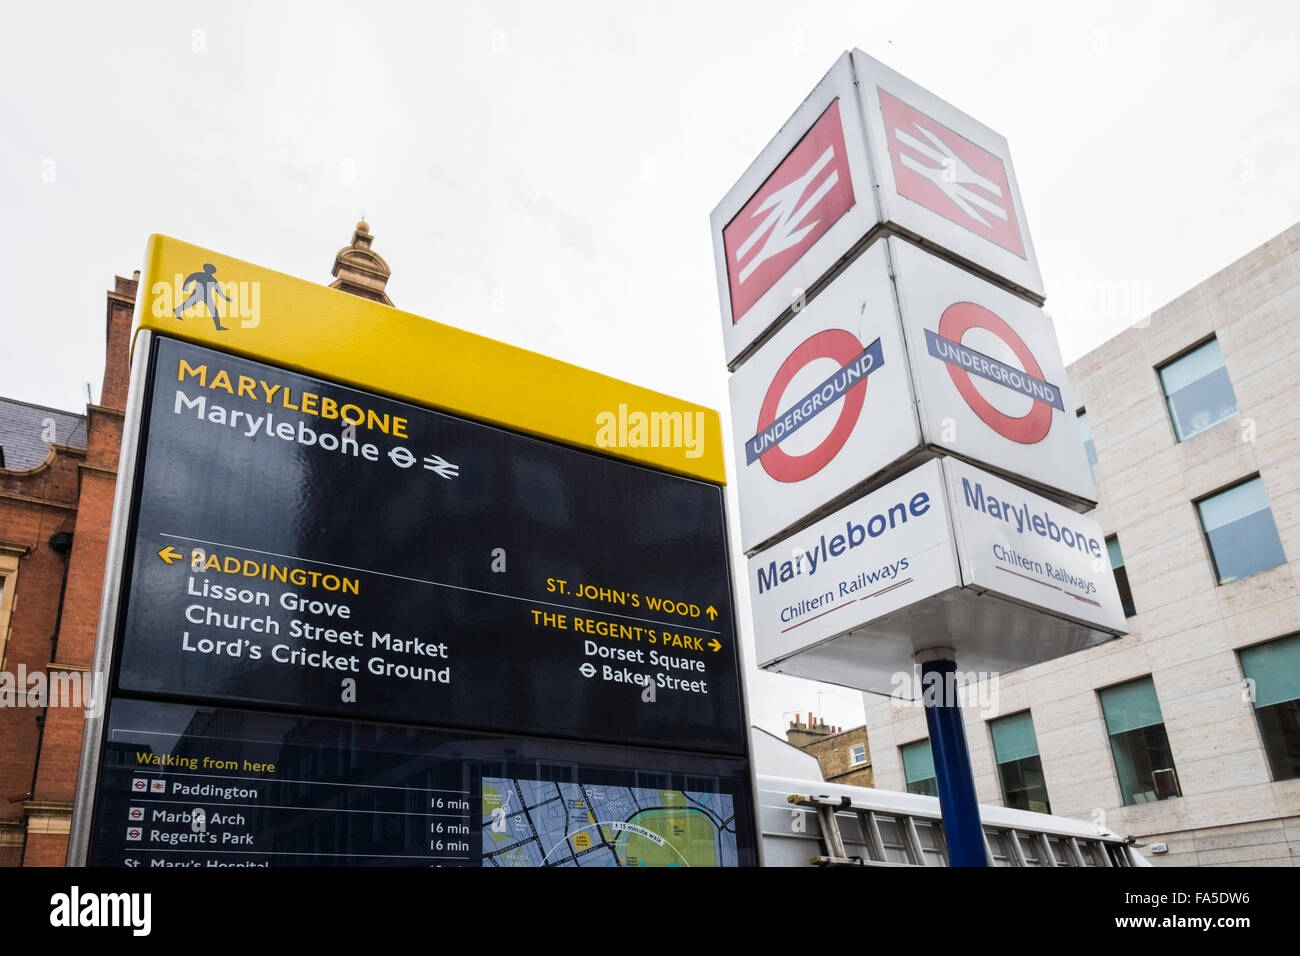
[747,328,883,483]
[932,301,1058,444]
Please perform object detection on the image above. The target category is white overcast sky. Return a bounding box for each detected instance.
[3,1,1299,740]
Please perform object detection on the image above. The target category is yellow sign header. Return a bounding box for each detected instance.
[133,235,725,484]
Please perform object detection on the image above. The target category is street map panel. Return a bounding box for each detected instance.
[481,777,738,867]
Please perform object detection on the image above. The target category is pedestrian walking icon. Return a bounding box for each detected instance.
[174,263,233,331]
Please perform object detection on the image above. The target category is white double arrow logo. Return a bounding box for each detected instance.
[895,123,1008,228]
[422,454,459,479]
[736,146,840,284]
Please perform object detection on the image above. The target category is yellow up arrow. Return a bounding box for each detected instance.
[157,546,184,565]
[705,605,718,621]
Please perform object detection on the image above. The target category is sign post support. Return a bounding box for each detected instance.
[713,49,1126,867]
[918,650,987,866]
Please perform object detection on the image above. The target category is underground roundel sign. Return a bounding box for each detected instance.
[745,329,885,482]
[925,302,1063,444]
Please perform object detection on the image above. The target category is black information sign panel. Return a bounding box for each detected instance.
[90,698,755,867]
[115,338,745,755]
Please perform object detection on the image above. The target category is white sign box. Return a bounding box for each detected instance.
[892,238,1095,508]
[942,458,1126,635]
[712,49,1042,369]
[728,242,922,551]
[748,459,959,675]
[711,53,877,370]
[729,238,1091,552]
[750,459,1123,697]
[852,50,1041,309]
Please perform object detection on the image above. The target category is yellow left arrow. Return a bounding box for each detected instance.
[157,547,184,565]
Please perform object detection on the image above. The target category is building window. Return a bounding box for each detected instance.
[1077,409,1100,484]
[849,743,867,766]
[1157,337,1238,441]
[1099,677,1181,805]
[1106,535,1137,618]
[1196,477,1288,584]
[900,740,937,797]
[989,712,1050,813]
[1239,634,1300,781]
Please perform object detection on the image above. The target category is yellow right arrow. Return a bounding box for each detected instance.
[709,638,721,652]
[157,546,183,565]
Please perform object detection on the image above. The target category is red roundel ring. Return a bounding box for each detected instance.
[937,302,1052,445]
[755,328,868,483]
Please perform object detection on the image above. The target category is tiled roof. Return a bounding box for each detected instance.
[0,397,87,471]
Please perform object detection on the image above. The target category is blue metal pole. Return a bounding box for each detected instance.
[921,655,988,866]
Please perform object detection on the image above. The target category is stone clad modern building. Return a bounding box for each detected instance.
[865,222,1300,865]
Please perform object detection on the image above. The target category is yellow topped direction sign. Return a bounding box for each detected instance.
[134,235,725,484]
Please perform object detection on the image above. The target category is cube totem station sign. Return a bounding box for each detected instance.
[710,50,1126,864]
[69,236,758,867]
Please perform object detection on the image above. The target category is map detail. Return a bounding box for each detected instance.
[481,777,738,867]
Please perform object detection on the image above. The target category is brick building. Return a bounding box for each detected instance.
[865,222,1300,865]
[0,222,393,866]
[0,273,134,866]
[785,714,874,787]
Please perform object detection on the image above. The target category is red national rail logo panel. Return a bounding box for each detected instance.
[879,88,1025,258]
[723,100,856,324]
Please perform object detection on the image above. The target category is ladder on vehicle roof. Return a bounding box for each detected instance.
[788,792,1133,867]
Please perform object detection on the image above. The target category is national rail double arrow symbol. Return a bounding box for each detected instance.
[423,454,460,479]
